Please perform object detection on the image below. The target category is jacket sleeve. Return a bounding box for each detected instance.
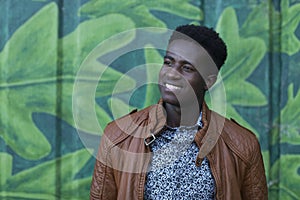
[241,139,268,200]
[90,127,117,200]
[90,159,117,199]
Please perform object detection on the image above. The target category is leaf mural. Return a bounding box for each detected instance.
[0,3,57,160]
[108,97,136,119]
[62,14,137,135]
[280,0,300,55]
[279,84,300,144]
[0,2,137,159]
[79,0,202,28]
[207,7,267,134]
[103,46,163,120]
[144,45,162,107]
[0,149,92,199]
[0,152,12,186]
[1,0,300,199]
[268,84,300,199]
[269,154,300,199]
[240,0,300,55]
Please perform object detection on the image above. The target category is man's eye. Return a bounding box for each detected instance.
[164,60,172,66]
[182,65,193,71]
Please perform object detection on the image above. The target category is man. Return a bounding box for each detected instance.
[90,24,268,200]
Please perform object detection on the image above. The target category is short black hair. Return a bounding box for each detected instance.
[169,24,227,70]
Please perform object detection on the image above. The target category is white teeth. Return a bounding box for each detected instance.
[165,83,181,90]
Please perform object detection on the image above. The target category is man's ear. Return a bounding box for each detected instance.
[204,74,217,90]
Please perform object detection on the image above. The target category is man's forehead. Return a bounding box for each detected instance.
[167,40,215,64]
[165,51,188,62]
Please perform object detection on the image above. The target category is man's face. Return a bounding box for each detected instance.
[158,39,215,107]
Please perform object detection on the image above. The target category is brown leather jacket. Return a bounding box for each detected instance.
[90,102,268,200]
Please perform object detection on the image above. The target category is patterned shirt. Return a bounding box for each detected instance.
[144,114,216,200]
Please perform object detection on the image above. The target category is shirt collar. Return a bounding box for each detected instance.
[166,111,203,131]
[197,111,203,128]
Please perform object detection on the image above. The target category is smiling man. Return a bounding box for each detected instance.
[159,35,218,128]
[90,24,268,200]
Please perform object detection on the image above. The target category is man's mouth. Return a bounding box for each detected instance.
[165,83,181,91]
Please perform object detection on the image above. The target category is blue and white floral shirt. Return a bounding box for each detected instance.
[144,113,215,200]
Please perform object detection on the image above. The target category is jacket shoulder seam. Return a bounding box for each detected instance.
[220,119,259,166]
[104,106,154,146]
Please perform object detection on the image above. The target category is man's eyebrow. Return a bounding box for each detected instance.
[182,60,193,66]
[163,55,193,66]
[163,55,174,61]
[164,55,195,67]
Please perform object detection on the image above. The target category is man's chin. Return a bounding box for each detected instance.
[162,95,201,109]
[161,96,180,107]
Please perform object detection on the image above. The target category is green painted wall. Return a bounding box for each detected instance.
[0,0,300,199]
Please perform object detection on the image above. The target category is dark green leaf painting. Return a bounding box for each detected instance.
[0,0,299,199]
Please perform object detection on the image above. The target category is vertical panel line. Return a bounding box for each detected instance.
[55,0,64,199]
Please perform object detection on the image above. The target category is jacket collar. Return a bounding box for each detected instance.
[195,102,224,165]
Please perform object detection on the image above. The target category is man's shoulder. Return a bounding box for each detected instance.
[208,110,258,143]
[221,117,261,160]
[223,118,258,140]
[103,105,155,141]
[107,105,154,127]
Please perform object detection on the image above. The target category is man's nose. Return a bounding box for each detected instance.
[166,67,181,79]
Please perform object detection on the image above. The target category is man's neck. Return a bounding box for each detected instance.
[164,101,202,128]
